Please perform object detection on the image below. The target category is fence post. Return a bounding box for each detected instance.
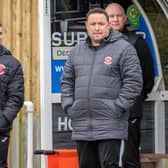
[24,101,34,168]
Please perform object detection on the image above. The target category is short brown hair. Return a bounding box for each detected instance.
[86,8,109,22]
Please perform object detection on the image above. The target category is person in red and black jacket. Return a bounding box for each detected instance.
[0,24,24,168]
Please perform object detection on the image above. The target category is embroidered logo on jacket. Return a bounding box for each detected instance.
[104,56,112,65]
[0,64,6,75]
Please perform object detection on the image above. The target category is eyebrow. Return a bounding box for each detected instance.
[108,14,124,17]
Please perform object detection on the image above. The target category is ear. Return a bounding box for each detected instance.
[106,22,110,29]
[85,21,88,30]
[124,15,128,24]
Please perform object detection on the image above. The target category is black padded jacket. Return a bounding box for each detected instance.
[0,45,24,134]
[124,29,154,119]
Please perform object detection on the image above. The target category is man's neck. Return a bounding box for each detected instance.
[91,42,100,47]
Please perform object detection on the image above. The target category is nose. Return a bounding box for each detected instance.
[113,16,118,21]
[95,24,99,30]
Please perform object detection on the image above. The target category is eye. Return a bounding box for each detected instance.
[117,14,123,18]
[109,15,114,18]
[90,23,96,26]
[99,23,104,25]
[109,14,123,18]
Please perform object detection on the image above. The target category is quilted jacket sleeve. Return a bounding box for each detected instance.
[113,44,143,112]
[3,62,24,123]
[61,53,75,113]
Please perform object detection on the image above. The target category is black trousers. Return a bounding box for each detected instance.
[76,139,124,168]
[123,118,141,168]
[0,135,9,168]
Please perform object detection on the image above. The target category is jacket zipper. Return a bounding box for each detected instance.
[88,48,97,139]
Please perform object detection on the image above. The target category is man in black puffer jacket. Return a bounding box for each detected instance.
[0,43,24,168]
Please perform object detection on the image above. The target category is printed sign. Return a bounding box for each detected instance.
[127,4,159,76]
